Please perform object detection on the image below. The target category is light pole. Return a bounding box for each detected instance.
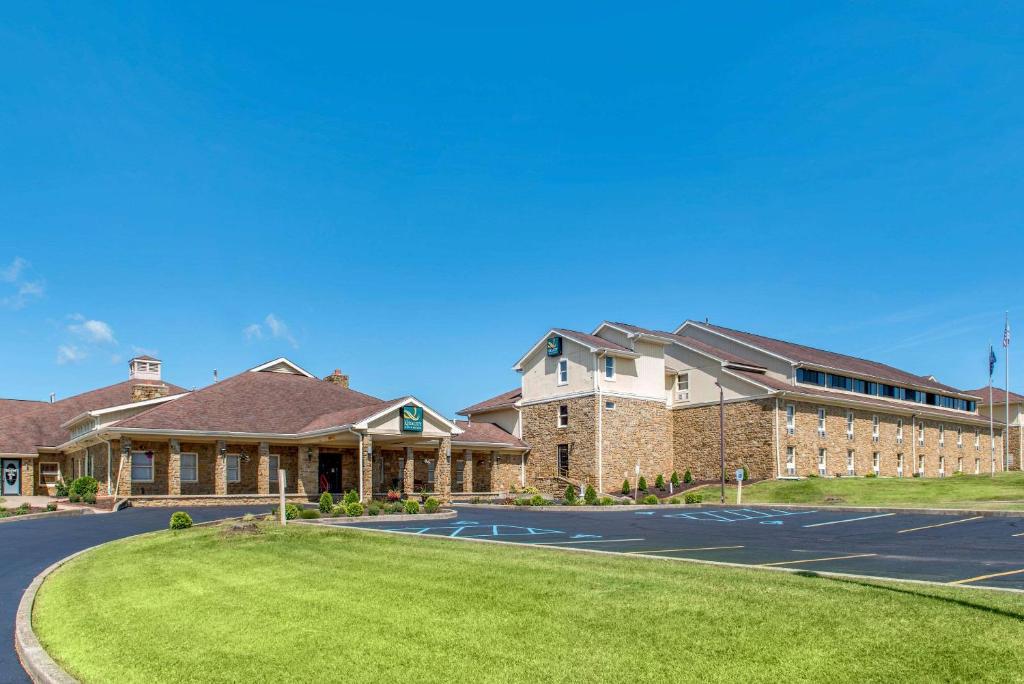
[716,380,725,504]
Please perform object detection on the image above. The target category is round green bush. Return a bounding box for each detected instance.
[584,484,598,505]
[641,494,659,505]
[344,502,364,517]
[69,476,99,498]
[169,511,193,530]
[684,493,702,504]
[668,497,682,504]
[285,503,301,520]
[54,480,69,497]
[318,491,334,513]
[368,502,381,516]
[621,479,631,495]
[68,493,81,503]
[331,503,347,516]
[403,499,420,514]
[563,484,577,504]
[529,494,546,506]
[343,490,359,505]
[83,493,97,505]
[299,509,321,519]
[424,496,440,514]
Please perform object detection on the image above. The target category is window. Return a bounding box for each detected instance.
[676,373,690,401]
[786,447,796,476]
[786,404,795,435]
[872,415,879,442]
[975,429,980,449]
[817,408,827,437]
[131,452,154,482]
[818,448,827,475]
[40,462,59,481]
[557,404,569,428]
[939,455,945,476]
[918,422,925,445]
[938,424,945,446]
[605,401,616,410]
[427,460,436,488]
[557,359,568,385]
[956,426,963,448]
[896,418,904,443]
[917,454,925,474]
[226,455,241,483]
[872,452,880,474]
[269,454,279,483]
[557,444,569,478]
[897,453,904,476]
[180,453,198,483]
[846,450,855,475]
[604,356,615,380]
[846,410,855,438]
[974,458,980,474]
[85,454,93,478]
[455,460,465,488]
[797,368,826,386]
[957,457,963,473]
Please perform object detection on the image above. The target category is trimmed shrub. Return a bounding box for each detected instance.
[69,476,99,499]
[343,490,360,505]
[641,494,659,505]
[598,497,614,506]
[285,503,301,520]
[683,470,693,484]
[670,471,680,487]
[169,511,193,530]
[368,502,381,516]
[14,504,31,515]
[383,502,403,514]
[563,485,577,504]
[83,493,96,505]
[424,496,441,514]
[864,472,878,479]
[584,484,598,505]
[668,497,681,505]
[345,502,364,517]
[684,493,702,504]
[618,498,633,505]
[318,492,334,513]
[621,479,631,495]
[331,503,347,516]
[403,499,420,514]
[68,493,81,503]
[529,495,546,506]
[637,476,648,493]
[299,509,321,519]
[655,474,665,489]
[806,472,819,478]
[54,479,69,497]
[46,502,58,512]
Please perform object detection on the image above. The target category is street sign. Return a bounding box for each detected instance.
[735,469,744,481]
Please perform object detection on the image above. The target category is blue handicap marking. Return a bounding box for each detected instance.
[760,520,784,525]
[634,511,656,516]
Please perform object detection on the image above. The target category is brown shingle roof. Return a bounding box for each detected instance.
[963,387,1024,405]
[458,387,522,416]
[0,381,188,454]
[114,370,385,434]
[554,328,632,353]
[690,321,969,395]
[0,398,49,419]
[452,420,527,449]
[606,322,766,369]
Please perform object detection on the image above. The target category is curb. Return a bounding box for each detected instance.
[294,509,457,525]
[0,509,87,525]
[698,502,1024,518]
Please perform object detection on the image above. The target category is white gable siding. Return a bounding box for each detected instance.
[365,406,452,437]
[521,337,594,402]
[665,345,764,405]
[597,340,664,400]
[466,407,522,438]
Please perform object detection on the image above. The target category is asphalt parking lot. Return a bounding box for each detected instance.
[349,505,1024,591]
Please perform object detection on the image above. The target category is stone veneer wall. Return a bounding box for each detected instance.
[672,399,776,481]
[600,396,672,491]
[129,383,170,403]
[520,396,598,489]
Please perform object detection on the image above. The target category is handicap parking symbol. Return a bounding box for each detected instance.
[760,520,784,525]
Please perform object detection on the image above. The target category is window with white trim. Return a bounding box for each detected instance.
[956,426,962,448]
[557,359,568,385]
[604,356,615,380]
[918,422,925,445]
[226,455,241,483]
[974,458,980,474]
[917,454,925,474]
[846,450,855,475]
[872,452,880,474]
[786,404,795,435]
[817,408,827,437]
[818,448,827,474]
[785,447,796,476]
[269,454,280,483]
[975,428,980,449]
[180,452,198,483]
[896,418,904,444]
[957,456,963,473]
[676,373,690,401]
[938,424,944,446]
[872,415,879,442]
[40,462,60,481]
[131,452,154,482]
[846,410,855,439]
[897,453,904,476]
[427,460,436,489]
[938,455,945,476]
[605,401,616,410]
[557,404,568,428]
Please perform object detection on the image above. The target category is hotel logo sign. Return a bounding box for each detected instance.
[401,405,424,433]
[546,335,562,357]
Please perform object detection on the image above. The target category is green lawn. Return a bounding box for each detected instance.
[714,471,1024,509]
[34,524,1024,683]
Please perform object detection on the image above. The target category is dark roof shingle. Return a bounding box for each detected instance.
[452,420,527,449]
[458,388,522,417]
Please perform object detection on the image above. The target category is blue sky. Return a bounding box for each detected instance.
[2,3,1022,414]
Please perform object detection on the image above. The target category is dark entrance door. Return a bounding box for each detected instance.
[2,459,21,496]
[318,452,342,493]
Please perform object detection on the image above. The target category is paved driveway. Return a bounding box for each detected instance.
[3,505,271,683]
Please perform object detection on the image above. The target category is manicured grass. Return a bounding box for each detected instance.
[34,524,1024,683]
[716,471,1024,509]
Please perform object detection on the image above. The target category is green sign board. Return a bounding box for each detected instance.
[546,335,562,356]
[401,405,423,432]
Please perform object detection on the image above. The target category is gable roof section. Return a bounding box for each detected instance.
[513,328,636,371]
[114,370,384,435]
[679,321,971,396]
[0,398,49,419]
[0,380,189,454]
[452,420,527,449]
[964,387,1024,405]
[248,357,315,378]
[458,387,522,416]
[603,321,766,369]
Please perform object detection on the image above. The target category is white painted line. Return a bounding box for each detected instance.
[629,545,744,554]
[763,553,877,567]
[802,513,895,528]
[1010,531,1024,537]
[897,516,983,534]
[531,537,645,545]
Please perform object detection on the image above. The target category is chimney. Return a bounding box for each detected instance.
[324,369,349,389]
[129,356,170,402]
[49,392,56,404]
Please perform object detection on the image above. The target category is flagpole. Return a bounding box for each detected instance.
[989,342,995,477]
[1006,312,1011,472]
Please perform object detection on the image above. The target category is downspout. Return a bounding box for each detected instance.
[595,352,603,492]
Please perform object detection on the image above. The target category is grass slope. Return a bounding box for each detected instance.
[719,472,1024,509]
[34,524,1024,683]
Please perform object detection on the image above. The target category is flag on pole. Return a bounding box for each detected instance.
[1004,315,1012,348]
[989,345,997,377]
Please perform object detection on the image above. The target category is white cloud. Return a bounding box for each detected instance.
[56,345,87,365]
[68,315,117,344]
[1,257,45,309]
[244,314,298,348]
[0,257,27,282]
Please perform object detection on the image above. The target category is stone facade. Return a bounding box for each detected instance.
[673,399,776,481]
[601,396,672,490]
[129,382,170,403]
[520,396,598,491]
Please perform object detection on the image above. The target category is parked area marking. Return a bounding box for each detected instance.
[628,545,744,554]
[949,567,1024,585]
[1011,531,1024,537]
[532,538,645,545]
[663,508,817,523]
[763,553,877,567]
[896,516,983,534]
[802,513,895,528]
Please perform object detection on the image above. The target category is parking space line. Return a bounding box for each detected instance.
[1011,531,1024,537]
[531,538,645,545]
[949,567,1024,585]
[896,516,983,534]
[629,545,744,554]
[802,513,894,528]
[763,553,877,566]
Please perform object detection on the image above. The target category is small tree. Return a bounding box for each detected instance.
[564,484,577,504]
[683,470,693,484]
[318,491,334,514]
[584,484,598,505]
[670,471,680,487]
[638,476,648,493]
[742,466,750,482]
[655,474,665,489]
[621,479,631,495]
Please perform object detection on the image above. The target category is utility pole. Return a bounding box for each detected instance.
[716,380,725,504]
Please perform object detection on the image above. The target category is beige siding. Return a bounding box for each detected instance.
[665,346,767,405]
[678,325,793,380]
[365,406,452,437]
[597,341,665,400]
[467,407,521,438]
[521,337,594,402]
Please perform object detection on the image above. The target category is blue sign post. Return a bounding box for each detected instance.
[401,405,423,432]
